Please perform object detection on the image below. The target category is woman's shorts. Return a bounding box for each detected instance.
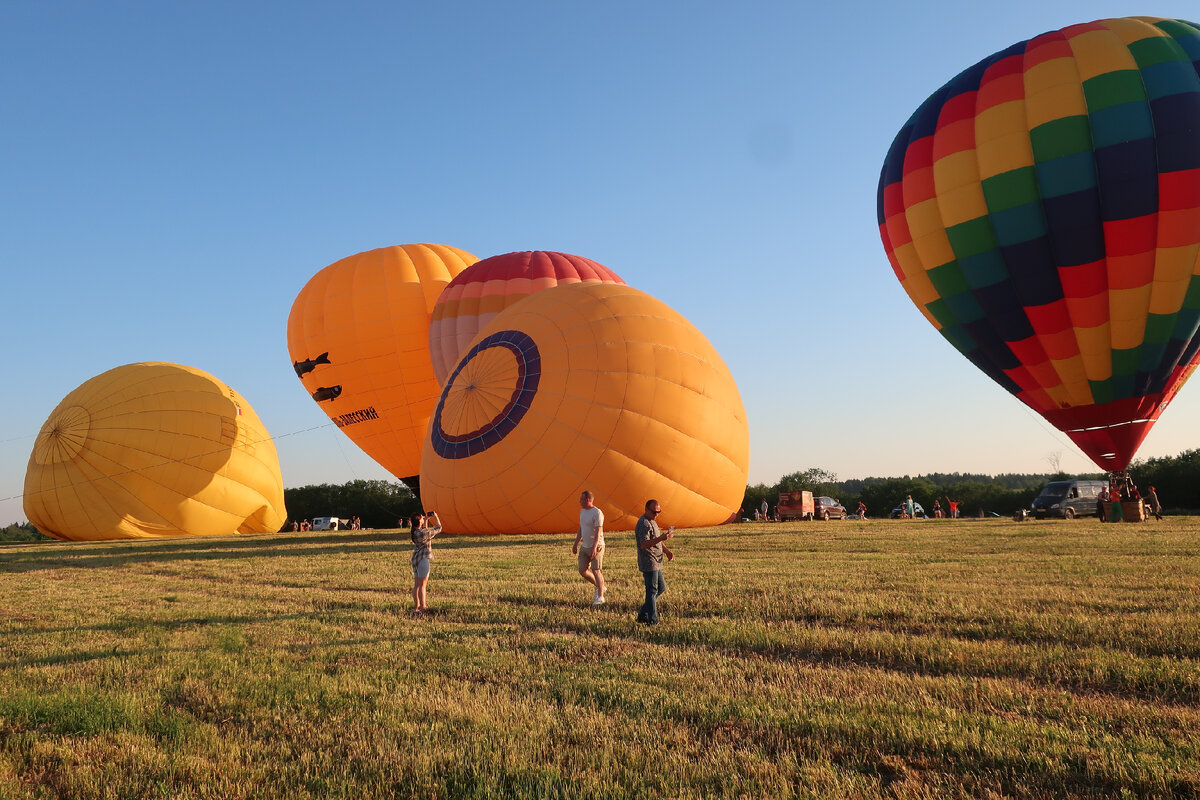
[413,557,431,579]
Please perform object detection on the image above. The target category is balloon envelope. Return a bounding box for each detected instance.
[24,363,287,541]
[287,244,477,482]
[428,250,625,385]
[878,17,1200,470]
[420,282,750,534]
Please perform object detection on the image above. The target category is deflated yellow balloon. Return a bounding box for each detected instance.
[287,244,477,483]
[420,282,750,533]
[23,363,287,541]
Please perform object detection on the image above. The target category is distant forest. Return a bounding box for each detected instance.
[5,449,1199,542]
[743,448,1200,518]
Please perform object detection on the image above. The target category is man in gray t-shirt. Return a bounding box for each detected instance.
[634,499,674,624]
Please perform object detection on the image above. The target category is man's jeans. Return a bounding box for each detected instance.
[638,570,666,623]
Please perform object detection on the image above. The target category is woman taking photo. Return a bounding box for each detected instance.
[409,511,442,613]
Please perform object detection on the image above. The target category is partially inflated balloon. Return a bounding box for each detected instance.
[287,244,477,483]
[879,17,1200,470]
[23,363,286,541]
[428,251,625,384]
[420,283,749,534]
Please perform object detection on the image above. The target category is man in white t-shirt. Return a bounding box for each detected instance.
[572,490,606,605]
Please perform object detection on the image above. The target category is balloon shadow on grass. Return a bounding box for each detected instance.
[0,531,551,573]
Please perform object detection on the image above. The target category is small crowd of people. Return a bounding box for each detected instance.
[752,506,781,522]
[890,495,963,519]
[285,516,363,532]
[1098,477,1162,522]
[405,490,677,624]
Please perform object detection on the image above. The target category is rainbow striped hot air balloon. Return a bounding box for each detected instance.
[427,251,625,385]
[878,16,1200,471]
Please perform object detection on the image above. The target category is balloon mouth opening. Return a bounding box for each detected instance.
[33,405,91,465]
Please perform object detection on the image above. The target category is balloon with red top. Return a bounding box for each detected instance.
[428,250,625,385]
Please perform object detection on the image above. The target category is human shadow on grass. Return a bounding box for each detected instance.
[0,604,438,670]
[456,600,1200,707]
[0,532,551,573]
[1,610,337,642]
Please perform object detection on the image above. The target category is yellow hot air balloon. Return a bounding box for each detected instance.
[420,282,750,533]
[286,244,478,485]
[23,363,287,541]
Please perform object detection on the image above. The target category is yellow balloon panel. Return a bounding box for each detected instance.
[420,283,750,533]
[23,363,287,541]
[286,244,477,480]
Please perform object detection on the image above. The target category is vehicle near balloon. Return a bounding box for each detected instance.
[1031,479,1107,519]
[778,490,814,520]
[311,516,350,531]
[23,363,287,541]
[878,17,1200,473]
[814,496,847,521]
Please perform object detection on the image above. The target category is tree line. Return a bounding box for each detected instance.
[742,449,1200,519]
[6,449,1199,542]
[282,479,421,529]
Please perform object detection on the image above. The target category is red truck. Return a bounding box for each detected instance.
[777,491,815,521]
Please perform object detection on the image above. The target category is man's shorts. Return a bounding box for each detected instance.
[577,541,604,572]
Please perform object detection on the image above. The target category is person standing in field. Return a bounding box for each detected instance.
[410,511,442,614]
[857,500,867,519]
[572,490,606,605]
[1147,486,1163,521]
[760,499,768,520]
[635,499,674,625]
[946,497,960,519]
[905,495,915,518]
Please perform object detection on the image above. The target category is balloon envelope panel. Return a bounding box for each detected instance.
[23,363,286,541]
[428,250,625,385]
[878,17,1200,470]
[287,244,477,481]
[420,282,750,534]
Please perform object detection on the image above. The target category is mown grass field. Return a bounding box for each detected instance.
[1,517,1198,799]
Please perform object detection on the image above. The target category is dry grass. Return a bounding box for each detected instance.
[1,517,1198,798]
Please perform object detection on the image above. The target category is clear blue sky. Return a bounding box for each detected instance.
[4,1,1200,524]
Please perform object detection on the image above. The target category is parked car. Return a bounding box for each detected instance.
[1031,479,1107,519]
[889,501,927,518]
[814,496,847,520]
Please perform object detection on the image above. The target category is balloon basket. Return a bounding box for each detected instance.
[1102,501,1147,523]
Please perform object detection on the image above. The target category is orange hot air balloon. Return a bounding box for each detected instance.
[420,282,750,534]
[428,250,625,384]
[287,244,477,486]
[24,363,286,541]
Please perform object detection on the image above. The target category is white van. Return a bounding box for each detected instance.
[311,517,349,531]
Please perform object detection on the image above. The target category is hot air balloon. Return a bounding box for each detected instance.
[427,250,625,385]
[23,363,287,541]
[878,16,1200,471]
[420,282,750,534]
[287,244,477,488]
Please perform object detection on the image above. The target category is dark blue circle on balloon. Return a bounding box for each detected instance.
[430,330,541,460]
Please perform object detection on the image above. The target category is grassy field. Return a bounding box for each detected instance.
[1,517,1199,799]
